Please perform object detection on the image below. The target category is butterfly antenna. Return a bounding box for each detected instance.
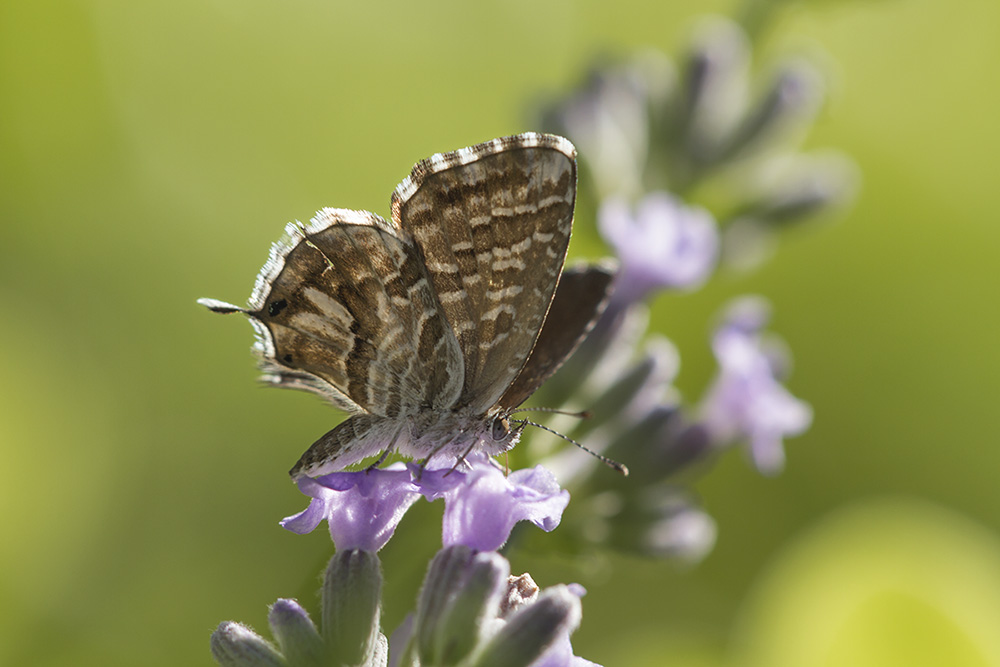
[513,419,628,476]
[509,407,592,419]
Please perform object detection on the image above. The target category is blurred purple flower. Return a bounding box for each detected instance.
[699,297,812,474]
[557,66,651,200]
[282,454,570,553]
[599,192,718,305]
[641,500,717,562]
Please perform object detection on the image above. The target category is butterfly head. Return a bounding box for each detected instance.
[477,410,525,457]
[491,413,524,442]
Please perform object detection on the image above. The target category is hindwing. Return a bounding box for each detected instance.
[497,263,616,410]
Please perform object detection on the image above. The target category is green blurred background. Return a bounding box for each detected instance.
[2,0,999,665]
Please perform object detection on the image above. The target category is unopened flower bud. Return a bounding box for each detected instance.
[268,599,324,667]
[322,549,383,666]
[210,621,284,667]
[415,546,510,666]
[473,585,582,667]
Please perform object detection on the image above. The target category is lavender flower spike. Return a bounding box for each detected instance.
[281,463,421,552]
[699,297,812,474]
[599,192,718,306]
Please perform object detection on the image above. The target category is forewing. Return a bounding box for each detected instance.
[241,208,464,417]
[392,133,576,412]
[498,263,616,409]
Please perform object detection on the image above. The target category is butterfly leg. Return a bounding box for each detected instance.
[444,440,480,477]
[364,449,392,474]
[412,458,430,481]
[366,428,405,474]
[421,436,458,477]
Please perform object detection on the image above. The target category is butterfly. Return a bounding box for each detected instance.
[199,133,616,479]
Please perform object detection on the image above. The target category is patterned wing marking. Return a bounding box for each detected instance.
[247,209,464,418]
[497,263,616,410]
[392,133,577,413]
[290,413,405,478]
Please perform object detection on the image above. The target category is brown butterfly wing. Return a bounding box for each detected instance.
[392,133,577,414]
[497,263,616,409]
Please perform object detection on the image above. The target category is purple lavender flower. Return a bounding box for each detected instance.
[598,192,718,306]
[282,455,569,553]
[430,455,571,552]
[699,297,812,474]
[281,463,421,552]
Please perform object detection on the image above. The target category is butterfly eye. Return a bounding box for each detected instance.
[491,416,511,441]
